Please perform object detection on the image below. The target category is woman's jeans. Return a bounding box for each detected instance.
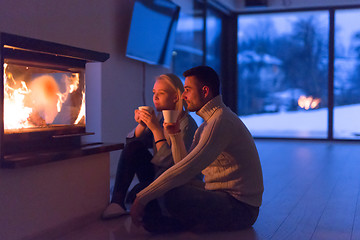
[111,140,154,209]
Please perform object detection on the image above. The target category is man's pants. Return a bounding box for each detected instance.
[142,184,259,233]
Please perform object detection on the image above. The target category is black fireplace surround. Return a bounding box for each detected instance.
[0,33,123,168]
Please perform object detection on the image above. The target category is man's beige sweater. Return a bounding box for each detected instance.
[137,96,264,207]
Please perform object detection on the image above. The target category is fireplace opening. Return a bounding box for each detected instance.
[0,33,111,165]
[4,61,85,132]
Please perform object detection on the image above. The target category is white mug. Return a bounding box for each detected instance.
[138,106,154,113]
[162,110,179,123]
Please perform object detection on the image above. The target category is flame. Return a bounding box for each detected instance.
[69,73,79,93]
[74,91,85,124]
[56,73,80,113]
[4,64,34,129]
[298,95,321,110]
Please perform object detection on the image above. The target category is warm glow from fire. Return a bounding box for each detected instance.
[56,73,80,113]
[70,73,79,93]
[4,64,34,129]
[4,64,84,130]
[75,91,85,124]
[298,95,321,110]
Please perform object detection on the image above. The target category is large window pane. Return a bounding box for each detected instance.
[206,7,222,75]
[171,0,204,126]
[334,9,360,139]
[237,11,329,138]
[172,1,203,77]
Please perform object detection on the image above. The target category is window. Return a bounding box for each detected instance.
[237,11,329,138]
[206,7,223,75]
[172,1,224,76]
[172,0,204,77]
[172,1,225,126]
[334,9,360,139]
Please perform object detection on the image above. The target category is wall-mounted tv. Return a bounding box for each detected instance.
[126,0,180,68]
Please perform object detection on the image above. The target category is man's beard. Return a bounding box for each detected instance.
[187,94,205,112]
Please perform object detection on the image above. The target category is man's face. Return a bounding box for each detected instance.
[182,76,206,112]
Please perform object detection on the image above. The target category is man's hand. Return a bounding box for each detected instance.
[163,121,181,135]
[130,198,146,227]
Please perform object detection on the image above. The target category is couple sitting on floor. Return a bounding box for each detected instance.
[103,66,264,233]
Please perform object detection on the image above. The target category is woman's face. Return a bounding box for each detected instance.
[152,78,178,112]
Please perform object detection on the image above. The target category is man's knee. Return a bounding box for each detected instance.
[163,185,196,216]
[163,187,180,212]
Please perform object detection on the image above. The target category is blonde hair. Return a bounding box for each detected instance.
[156,73,187,112]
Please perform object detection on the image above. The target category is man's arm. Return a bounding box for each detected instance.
[135,115,233,206]
[152,115,196,168]
[169,131,188,164]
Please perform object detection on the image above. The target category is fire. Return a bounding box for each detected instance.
[4,63,85,130]
[4,64,34,129]
[56,73,80,113]
[74,91,85,124]
[298,95,321,110]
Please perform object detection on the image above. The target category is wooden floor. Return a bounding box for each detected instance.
[56,140,360,240]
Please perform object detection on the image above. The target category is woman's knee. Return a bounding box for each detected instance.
[123,140,147,155]
[121,140,151,163]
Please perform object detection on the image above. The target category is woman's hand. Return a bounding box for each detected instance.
[134,109,145,126]
[130,197,145,227]
[139,110,161,132]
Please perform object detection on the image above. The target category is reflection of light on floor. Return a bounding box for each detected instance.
[246,129,327,138]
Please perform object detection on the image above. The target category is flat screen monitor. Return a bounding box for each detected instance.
[126,0,180,68]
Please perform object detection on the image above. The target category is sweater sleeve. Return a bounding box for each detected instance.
[169,131,187,164]
[136,114,232,206]
[167,113,197,164]
[151,114,197,168]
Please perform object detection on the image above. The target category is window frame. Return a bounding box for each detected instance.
[233,4,360,141]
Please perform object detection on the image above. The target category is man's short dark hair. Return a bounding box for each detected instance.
[183,66,220,96]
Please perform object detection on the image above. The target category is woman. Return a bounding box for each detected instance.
[102,73,197,219]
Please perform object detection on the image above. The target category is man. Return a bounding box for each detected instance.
[131,66,264,233]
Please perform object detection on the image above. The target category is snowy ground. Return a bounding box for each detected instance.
[240,104,360,139]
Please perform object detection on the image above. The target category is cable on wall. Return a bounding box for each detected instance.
[142,62,146,105]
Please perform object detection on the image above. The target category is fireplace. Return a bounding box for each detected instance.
[0,33,121,168]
